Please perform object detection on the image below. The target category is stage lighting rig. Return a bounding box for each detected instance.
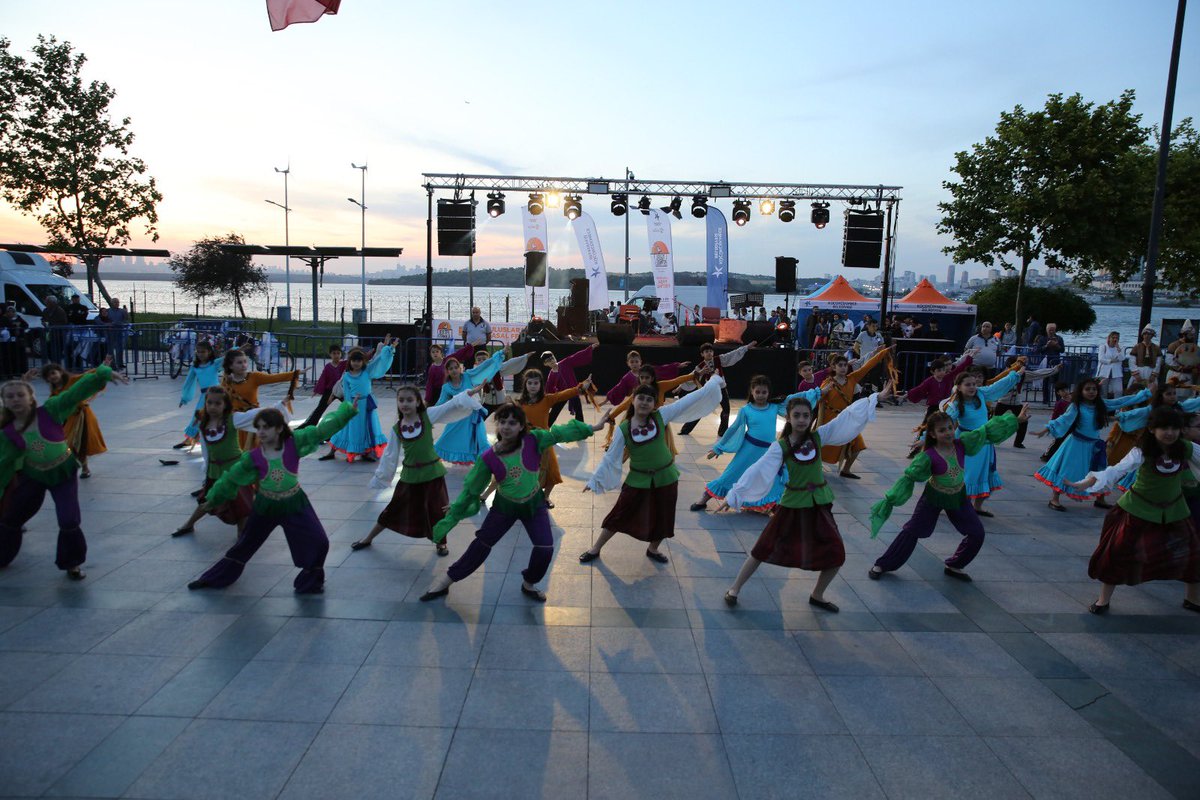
[546,191,562,209]
[563,195,583,220]
[778,200,796,222]
[690,195,708,218]
[660,196,683,219]
[528,193,545,215]
[810,201,830,229]
[637,195,652,215]
[611,193,628,216]
[486,192,505,217]
[759,198,775,216]
[732,199,751,226]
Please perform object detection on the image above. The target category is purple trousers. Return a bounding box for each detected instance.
[873,496,985,572]
[196,504,329,593]
[447,505,554,585]
[0,474,85,571]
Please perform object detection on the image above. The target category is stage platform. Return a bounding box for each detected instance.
[512,338,798,397]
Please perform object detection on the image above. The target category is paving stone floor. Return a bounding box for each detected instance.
[0,375,1197,798]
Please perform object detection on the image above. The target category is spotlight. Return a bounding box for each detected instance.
[690,195,708,218]
[528,193,544,215]
[732,199,751,226]
[545,191,562,209]
[486,192,505,217]
[759,198,775,215]
[660,196,682,220]
[810,201,830,229]
[611,193,628,216]
[637,195,652,215]
[563,195,583,220]
[778,200,796,223]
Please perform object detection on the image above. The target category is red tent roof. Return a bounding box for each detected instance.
[809,275,873,303]
[898,278,959,305]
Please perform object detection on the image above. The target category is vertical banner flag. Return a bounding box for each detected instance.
[520,207,549,317]
[645,209,676,314]
[571,212,609,311]
[267,0,341,31]
[705,206,729,311]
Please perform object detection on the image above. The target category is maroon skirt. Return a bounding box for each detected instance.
[1088,506,1200,585]
[600,482,678,542]
[376,476,450,539]
[201,478,253,525]
[751,503,846,571]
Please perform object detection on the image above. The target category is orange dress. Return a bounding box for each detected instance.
[605,372,697,454]
[521,385,584,490]
[52,373,106,458]
[819,348,890,463]
[222,371,298,448]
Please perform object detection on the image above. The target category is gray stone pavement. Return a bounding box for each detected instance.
[0,375,1197,799]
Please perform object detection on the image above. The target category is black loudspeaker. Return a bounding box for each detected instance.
[775,257,798,293]
[596,321,636,346]
[437,199,476,256]
[677,325,715,347]
[842,210,884,269]
[524,251,547,287]
[742,321,775,345]
[569,278,589,308]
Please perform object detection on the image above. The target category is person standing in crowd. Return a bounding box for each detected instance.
[1034,322,1066,403]
[462,307,491,348]
[804,306,821,348]
[1000,322,1017,349]
[926,319,942,339]
[2,305,28,341]
[1128,326,1162,388]
[105,297,128,369]
[40,295,69,366]
[65,294,89,326]
[964,322,1000,380]
[1022,314,1041,347]
[1096,331,1125,399]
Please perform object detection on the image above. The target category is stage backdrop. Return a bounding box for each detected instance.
[432,319,526,346]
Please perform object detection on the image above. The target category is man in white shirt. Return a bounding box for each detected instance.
[964,321,1000,379]
[462,307,491,347]
[853,319,885,365]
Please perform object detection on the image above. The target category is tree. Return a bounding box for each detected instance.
[1134,119,1200,296]
[0,35,162,303]
[170,234,269,319]
[938,91,1148,329]
[967,277,1096,334]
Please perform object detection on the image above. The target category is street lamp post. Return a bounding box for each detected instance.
[349,162,367,321]
[271,165,291,309]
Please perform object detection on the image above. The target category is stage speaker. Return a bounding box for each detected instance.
[596,321,636,346]
[743,321,776,345]
[775,257,798,293]
[677,325,715,347]
[437,199,476,256]
[842,210,884,269]
[524,251,547,287]
[569,277,589,308]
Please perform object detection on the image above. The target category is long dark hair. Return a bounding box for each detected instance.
[953,371,980,416]
[1071,377,1108,429]
[253,407,293,442]
[780,396,815,445]
[1152,384,1179,409]
[196,386,233,427]
[1140,406,1187,463]
[518,368,546,405]
[746,374,771,403]
[625,384,658,422]
[491,402,530,451]
[923,411,955,450]
[394,385,426,417]
[39,362,69,389]
[222,348,246,376]
[193,340,215,367]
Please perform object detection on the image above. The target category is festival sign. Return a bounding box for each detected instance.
[645,208,676,314]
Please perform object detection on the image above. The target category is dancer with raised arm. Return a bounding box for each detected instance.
[174,340,220,447]
[298,343,348,429]
[515,368,593,508]
[819,345,893,478]
[319,336,396,462]
[36,357,118,479]
[418,404,609,603]
[544,343,598,424]
[425,342,474,406]
[221,348,302,448]
[903,351,975,458]
[718,384,891,609]
[678,341,753,436]
[943,365,1023,517]
[604,350,687,406]
[433,349,526,465]
[868,405,1029,581]
[603,363,704,451]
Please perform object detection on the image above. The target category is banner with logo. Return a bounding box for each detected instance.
[432,319,527,346]
[520,207,549,318]
[645,208,675,314]
[705,206,729,311]
[570,211,608,311]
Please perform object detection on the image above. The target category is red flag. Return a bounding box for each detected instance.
[266,0,341,31]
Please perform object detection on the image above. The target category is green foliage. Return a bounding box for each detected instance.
[0,35,162,303]
[1140,119,1200,296]
[967,277,1096,333]
[170,234,269,319]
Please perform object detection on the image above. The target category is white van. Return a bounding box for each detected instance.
[0,250,98,329]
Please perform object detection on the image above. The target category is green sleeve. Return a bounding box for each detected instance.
[869,452,932,538]
[43,366,113,424]
[293,401,357,457]
[532,419,594,451]
[432,458,495,542]
[206,451,261,506]
[961,412,1020,457]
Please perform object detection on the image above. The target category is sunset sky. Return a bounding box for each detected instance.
[1,0,1196,282]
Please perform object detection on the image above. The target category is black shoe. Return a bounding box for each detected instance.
[436,542,449,557]
[645,549,669,564]
[689,501,708,512]
[187,579,210,590]
[839,471,861,480]
[1047,502,1066,513]
[1013,443,1026,449]
[868,567,884,580]
[578,550,599,563]
[172,441,190,450]
[1093,500,1113,510]
[1088,601,1110,615]
[723,591,738,606]
[349,540,371,551]
[1183,599,1200,613]
[419,586,449,602]
[190,488,204,498]
[808,596,839,612]
[943,567,972,582]
[171,527,194,538]
[361,455,376,463]
[975,509,994,518]
[66,568,86,581]
[520,584,547,602]
[318,452,336,461]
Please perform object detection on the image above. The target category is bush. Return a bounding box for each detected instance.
[967,277,1097,333]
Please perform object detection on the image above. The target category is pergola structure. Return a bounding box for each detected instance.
[0,243,172,300]
[420,172,903,324]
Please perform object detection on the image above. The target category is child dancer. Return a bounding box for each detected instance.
[819,346,893,478]
[221,348,302,448]
[796,361,830,392]
[433,349,508,464]
[903,352,975,458]
[320,336,396,462]
[351,384,484,555]
[604,350,687,406]
[189,398,360,594]
[718,385,891,608]
[38,359,113,479]
[678,341,753,436]
[691,376,824,513]
[171,387,289,537]
[603,364,703,451]
[419,403,609,602]
[515,368,593,508]
[1035,378,1150,511]
[869,405,1029,581]
[1041,382,1074,462]
[580,375,726,564]
[474,348,508,416]
[943,366,1024,516]
[544,343,597,424]
[0,364,127,579]
[425,342,474,406]
[175,340,220,447]
[1105,383,1200,494]
[990,358,1060,450]
[1068,406,1200,614]
[298,343,347,429]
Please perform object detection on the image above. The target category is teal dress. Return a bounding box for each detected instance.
[435,351,505,464]
[329,345,395,460]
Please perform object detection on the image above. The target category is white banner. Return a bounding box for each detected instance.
[645,209,675,314]
[432,319,527,346]
[571,211,608,311]
[520,207,549,318]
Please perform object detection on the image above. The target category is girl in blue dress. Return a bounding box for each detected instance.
[434,349,510,464]
[320,335,396,463]
[689,376,824,513]
[175,340,220,449]
[944,366,1024,517]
